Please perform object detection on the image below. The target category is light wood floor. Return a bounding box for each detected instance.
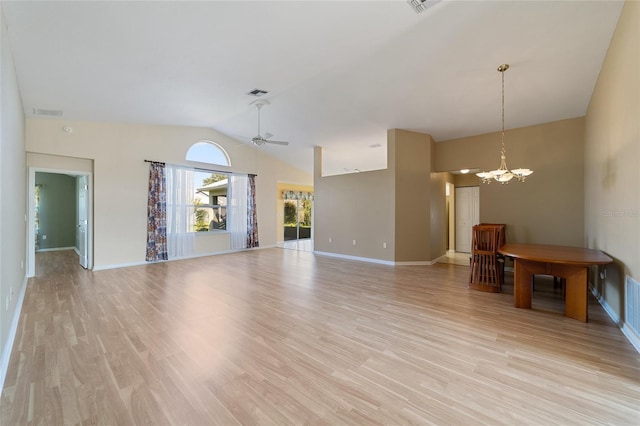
[2,249,639,425]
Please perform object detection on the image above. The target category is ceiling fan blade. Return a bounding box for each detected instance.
[265,140,289,146]
[263,132,274,140]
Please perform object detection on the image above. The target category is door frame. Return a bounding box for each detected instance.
[283,198,313,241]
[27,167,94,277]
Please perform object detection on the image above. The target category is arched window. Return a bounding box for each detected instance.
[185,141,230,166]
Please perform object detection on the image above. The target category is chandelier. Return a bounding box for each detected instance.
[476,64,533,184]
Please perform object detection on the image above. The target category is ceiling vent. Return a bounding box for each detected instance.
[33,108,63,117]
[407,0,442,14]
[247,89,268,97]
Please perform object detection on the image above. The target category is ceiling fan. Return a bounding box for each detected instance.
[250,100,289,147]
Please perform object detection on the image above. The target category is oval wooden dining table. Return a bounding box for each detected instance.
[498,244,613,322]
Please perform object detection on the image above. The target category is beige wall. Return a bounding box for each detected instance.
[25,119,311,269]
[585,1,639,320]
[27,152,93,172]
[314,129,446,263]
[393,129,433,262]
[1,4,27,385]
[314,146,396,261]
[454,173,480,187]
[430,172,448,259]
[435,117,585,246]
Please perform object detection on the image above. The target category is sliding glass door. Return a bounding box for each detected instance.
[284,198,312,241]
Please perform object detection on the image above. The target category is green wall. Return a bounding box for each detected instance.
[35,172,77,250]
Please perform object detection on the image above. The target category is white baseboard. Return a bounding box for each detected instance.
[314,251,395,265]
[313,251,440,266]
[590,285,640,354]
[92,246,274,272]
[92,260,149,271]
[395,260,438,266]
[620,324,640,354]
[35,246,76,253]
[0,275,28,394]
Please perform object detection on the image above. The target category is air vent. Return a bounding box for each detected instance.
[407,0,442,14]
[33,108,63,117]
[247,89,268,97]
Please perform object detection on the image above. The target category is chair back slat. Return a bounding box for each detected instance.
[469,224,505,293]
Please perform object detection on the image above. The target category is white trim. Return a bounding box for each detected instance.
[590,284,640,354]
[91,246,277,271]
[395,260,438,266]
[431,254,449,264]
[92,260,150,271]
[313,251,395,266]
[313,250,443,266]
[591,285,620,323]
[35,246,76,253]
[186,140,231,167]
[620,324,640,354]
[0,275,28,393]
[28,167,93,276]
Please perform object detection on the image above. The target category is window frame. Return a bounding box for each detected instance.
[193,170,228,233]
[185,141,231,167]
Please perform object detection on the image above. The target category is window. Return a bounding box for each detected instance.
[185,141,230,166]
[194,171,227,231]
[166,166,228,233]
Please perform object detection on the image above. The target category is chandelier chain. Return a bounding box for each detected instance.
[501,67,506,157]
[475,63,533,184]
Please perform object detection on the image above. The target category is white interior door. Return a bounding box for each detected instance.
[78,176,89,268]
[455,186,479,253]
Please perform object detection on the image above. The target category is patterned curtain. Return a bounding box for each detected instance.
[282,190,314,201]
[247,174,259,248]
[146,162,168,261]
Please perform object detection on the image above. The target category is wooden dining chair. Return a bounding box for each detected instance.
[469,224,502,292]
[479,223,506,281]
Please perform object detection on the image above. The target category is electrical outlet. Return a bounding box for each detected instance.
[328,237,332,243]
[42,235,47,240]
[383,242,387,249]
[5,296,8,311]
[9,287,13,302]
[352,240,357,246]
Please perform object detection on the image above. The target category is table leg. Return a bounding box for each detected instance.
[513,259,533,309]
[561,266,588,322]
[513,259,588,322]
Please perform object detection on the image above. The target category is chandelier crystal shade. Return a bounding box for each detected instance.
[476,64,533,184]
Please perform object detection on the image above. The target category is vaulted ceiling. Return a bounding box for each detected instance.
[2,1,623,176]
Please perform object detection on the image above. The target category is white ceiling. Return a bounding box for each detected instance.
[2,1,623,176]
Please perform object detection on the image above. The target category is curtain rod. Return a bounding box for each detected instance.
[144,159,255,176]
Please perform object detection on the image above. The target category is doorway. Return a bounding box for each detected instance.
[284,198,312,241]
[28,168,93,276]
[280,191,313,252]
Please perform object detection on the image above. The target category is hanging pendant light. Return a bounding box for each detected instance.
[476,64,533,184]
